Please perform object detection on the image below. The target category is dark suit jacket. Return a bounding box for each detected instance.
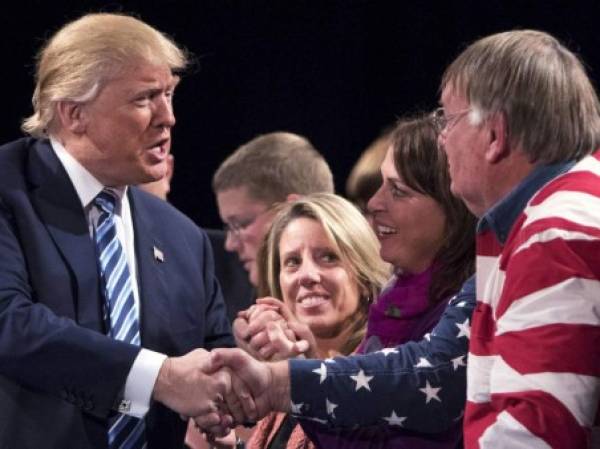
[0,138,234,449]
[206,229,255,323]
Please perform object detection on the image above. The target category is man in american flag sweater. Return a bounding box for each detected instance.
[437,30,600,448]
[203,30,600,448]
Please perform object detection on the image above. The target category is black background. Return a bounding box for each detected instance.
[2,1,599,228]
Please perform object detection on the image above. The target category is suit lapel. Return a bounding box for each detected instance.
[27,140,103,332]
[128,188,169,350]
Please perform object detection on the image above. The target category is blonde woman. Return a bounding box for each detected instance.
[231,193,389,449]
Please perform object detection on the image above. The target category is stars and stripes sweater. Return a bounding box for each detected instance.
[299,267,464,448]
[288,274,475,434]
[465,152,600,448]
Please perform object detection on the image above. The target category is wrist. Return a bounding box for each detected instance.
[152,357,173,405]
[267,360,291,413]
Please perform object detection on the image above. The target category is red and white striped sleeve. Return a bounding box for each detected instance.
[467,153,600,448]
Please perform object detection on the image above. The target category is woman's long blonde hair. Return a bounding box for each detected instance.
[257,193,389,355]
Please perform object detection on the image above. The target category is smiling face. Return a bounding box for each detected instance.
[368,147,446,274]
[73,61,179,187]
[278,217,362,339]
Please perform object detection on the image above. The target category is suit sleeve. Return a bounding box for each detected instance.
[0,199,139,418]
[289,275,475,433]
[198,229,235,349]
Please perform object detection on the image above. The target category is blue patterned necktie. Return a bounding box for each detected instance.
[94,189,146,449]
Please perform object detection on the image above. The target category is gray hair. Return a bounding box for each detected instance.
[442,30,600,163]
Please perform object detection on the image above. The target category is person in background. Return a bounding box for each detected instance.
[240,115,475,449]
[212,132,334,288]
[0,13,233,449]
[345,126,392,217]
[205,228,255,323]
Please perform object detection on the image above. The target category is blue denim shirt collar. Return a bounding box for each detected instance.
[478,160,576,243]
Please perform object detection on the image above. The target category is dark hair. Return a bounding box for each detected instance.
[391,114,475,303]
[346,127,392,213]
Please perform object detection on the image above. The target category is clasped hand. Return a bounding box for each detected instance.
[233,297,318,361]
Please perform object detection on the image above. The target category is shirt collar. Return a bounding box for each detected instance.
[478,160,576,243]
[50,137,127,212]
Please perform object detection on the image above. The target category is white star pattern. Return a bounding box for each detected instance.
[451,355,466,370]
[379,347,398,356]
[419,380,442,404]
[312,363,327,383]
[383,410,407,426]
[455,318,470,339]
[414,357,433,368]
[288,278,476,430]
[290,402,304,414]
[326,398,338,417]
[350,370,374,391]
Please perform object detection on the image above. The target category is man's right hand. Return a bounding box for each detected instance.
[196,348,291,430]
[152,348,232,427]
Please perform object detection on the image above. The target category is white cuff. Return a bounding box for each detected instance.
[121,348,167,418]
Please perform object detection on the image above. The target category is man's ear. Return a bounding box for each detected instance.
[55,101,87,134]
[485,111,510,164]
[286,193,301,202]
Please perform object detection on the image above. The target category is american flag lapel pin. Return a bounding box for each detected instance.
[153,246,165,263]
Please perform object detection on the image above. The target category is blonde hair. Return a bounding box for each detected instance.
[22,13,188,137]
[258,193,389,355]
[212,132,334,204]
[442,30,600,163]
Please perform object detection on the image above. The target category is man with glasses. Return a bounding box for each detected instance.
[211,132,334,320]
[200,30,600,449]
[437,30,600,448]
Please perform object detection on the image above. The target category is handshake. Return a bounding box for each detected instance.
[152,347,290,436]
[152,298,312,437]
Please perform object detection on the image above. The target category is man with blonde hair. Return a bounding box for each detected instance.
[200,30,600,449]
[0,13,233,449]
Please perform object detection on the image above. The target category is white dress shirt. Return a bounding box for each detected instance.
[51,137,166,418]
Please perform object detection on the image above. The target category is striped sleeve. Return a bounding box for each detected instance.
[467,156,600,448]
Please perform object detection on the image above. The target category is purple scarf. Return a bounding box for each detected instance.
[301,266,463,449]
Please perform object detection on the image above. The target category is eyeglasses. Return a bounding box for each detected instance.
[223,208,270,241]
[431,107,471,132]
